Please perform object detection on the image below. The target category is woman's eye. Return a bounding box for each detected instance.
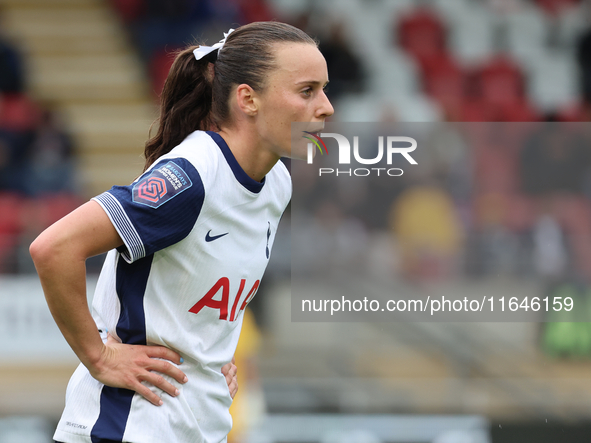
[302,88,312,96]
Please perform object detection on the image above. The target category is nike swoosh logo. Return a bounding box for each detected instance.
[205,230,229,242]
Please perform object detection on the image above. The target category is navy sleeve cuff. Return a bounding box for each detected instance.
[92,192,146,263]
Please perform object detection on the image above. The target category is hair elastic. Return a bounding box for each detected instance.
[193,28,235,61]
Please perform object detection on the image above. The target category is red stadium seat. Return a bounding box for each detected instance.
[421,52,466,111]
[535,0,580,15]
[0,234,16,273]
[0,192,25,273]
[397,8,447,63]
[458,99,494,122]
[109,0,145,23]
[475,55,525,107]
[0,93,41,131]
[0,192,25,237]
[496,99,540,122]
[17,193,83,237]
[39,193,84,226]
[237,0,274,23]
[555,102,590,121]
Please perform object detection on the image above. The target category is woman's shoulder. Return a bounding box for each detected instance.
[267,159,292,205]
[172,130,218,158]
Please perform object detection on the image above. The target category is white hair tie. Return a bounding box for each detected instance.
[193,28,235,61]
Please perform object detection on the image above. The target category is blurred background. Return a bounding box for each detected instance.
[1,0,591,441]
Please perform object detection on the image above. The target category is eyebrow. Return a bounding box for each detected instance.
[295,80,329,86]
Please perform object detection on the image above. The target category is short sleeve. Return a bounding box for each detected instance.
[92,158,205,263]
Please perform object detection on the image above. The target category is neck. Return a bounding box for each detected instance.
[216,125,280,182]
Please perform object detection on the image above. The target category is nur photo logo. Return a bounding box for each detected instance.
[302,131,328,156]
[303,131,418,177]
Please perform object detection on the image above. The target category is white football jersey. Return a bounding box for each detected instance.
[53,131,291,443]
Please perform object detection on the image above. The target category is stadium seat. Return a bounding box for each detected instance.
[38,193,84,226]
[525,52,579,112]
[270,0,313,16]
[496,99,541,122]
[458,99,494,122]
[447,5,496,66]
[15,193,82,239]
[556,1,589,48]
[421,52,466,112]
[0,192,24,237]
[502,5,550,64]
[555,102,590,121]
[238,0,275,23]
[0,93,41,132]
[333,94,388,122]
[0,192,25,273]
[391,93,443,122]
[367,49,420,101]
[431,0,471,21]
[474,55,525,107]
[109,0,145,23]
[347,1,399,60]
[397,7,447,64]
[535,0,581,16]
[334,92,442,123]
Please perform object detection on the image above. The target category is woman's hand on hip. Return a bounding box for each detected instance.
[222,356,238,399]
[90,334,188,406]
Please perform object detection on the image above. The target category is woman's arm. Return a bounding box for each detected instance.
[30,200,187,406]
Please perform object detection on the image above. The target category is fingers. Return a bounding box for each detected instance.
[123,363,185,406]
[96,339,188,407]
[148,359,188,385]
[221,360,238,399]
[133,380,165,407]
[228,375,238,399]
[139,371,180,401]
[146,345,183,365]
[136,348,188,402]
[221,361,237,377]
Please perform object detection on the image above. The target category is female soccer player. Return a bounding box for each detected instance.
[30,21,333,443]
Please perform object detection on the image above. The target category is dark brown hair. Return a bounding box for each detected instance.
[143,21,317,170]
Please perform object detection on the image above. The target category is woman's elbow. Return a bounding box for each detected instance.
[30,230,65,271]
[30,233,52,268]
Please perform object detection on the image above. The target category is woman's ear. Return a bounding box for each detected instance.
[235,84,258,116]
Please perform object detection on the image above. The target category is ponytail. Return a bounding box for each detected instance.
[143,47,215,171]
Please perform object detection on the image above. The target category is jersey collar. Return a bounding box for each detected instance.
[206,131,265,194]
